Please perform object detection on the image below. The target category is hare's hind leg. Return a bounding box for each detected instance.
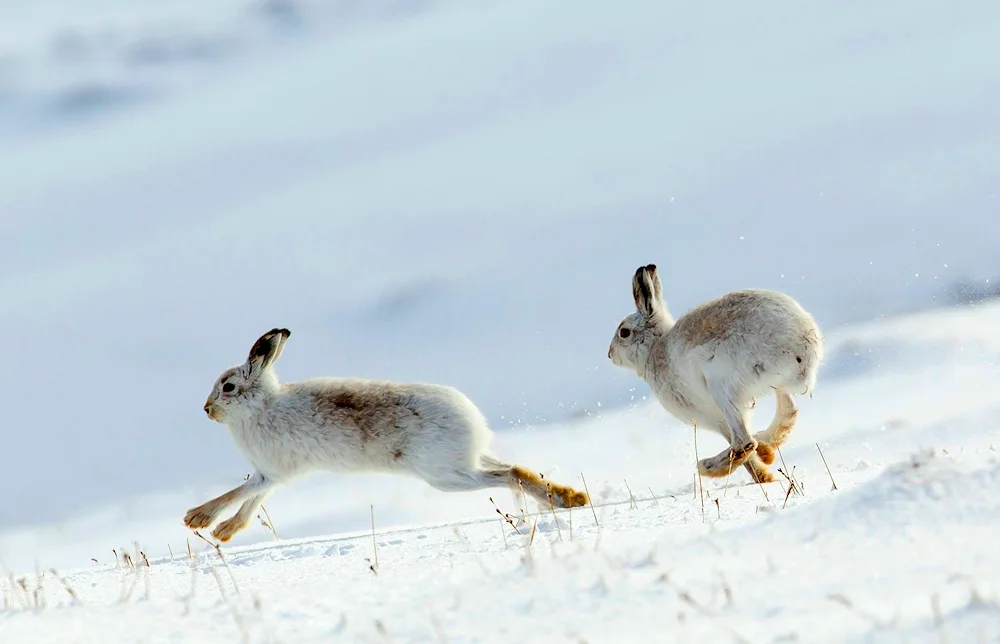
[421,461,589,509]
[753,389,798,465]
[184,472,274,531]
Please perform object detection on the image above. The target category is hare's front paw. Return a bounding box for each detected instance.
[184,505,217,530]
[212,516,248,543]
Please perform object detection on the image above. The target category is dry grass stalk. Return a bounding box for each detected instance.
[748,461,772,504]
[205,561,251,643]
[259,505,280,541]
[369,504,379,575]
[827,594,884,627]
[167,544,175,562]
[816,443,839,490]
[527,514,540,548]
[723,448,735,498]
[693,422,706,522]
[713,498,721,520]
[781,479,795,510]
[623,479,638,510]
[932,594,948,644]
[648,487,661,508]
[580,473,599,527]
[514,478,529,524]
[489,497,522,535]
[31,564,45,611]
[543,484,564,542]
[1,559,30,611]
[777,467,800,510]
[776,447,805,496]
[193,531,241,596]
[496,516,509,549]
[118,551,142,604]
[718,571,733,607]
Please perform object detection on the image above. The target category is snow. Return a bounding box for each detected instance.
[3,301,1000,642]
[2,0,1000,640]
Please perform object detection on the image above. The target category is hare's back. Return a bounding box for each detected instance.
[675,289,818,352]
[288,377,488,434]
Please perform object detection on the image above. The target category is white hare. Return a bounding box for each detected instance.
[608,264,823,483]
[184,328,589,542]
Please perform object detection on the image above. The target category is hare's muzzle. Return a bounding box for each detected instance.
[204,399,217,420]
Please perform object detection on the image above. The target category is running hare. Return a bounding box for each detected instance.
[184,328,589,542]
[608,264,823,483]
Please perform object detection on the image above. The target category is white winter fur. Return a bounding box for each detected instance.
[184,328,588,542]
[608,264,823,483]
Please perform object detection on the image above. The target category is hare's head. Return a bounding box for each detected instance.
[608,264,672,373]
[204,328,290,423]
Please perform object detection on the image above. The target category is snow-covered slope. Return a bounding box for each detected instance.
[1,301,999,642]
[1,3,999,637]
[2,0,999,532]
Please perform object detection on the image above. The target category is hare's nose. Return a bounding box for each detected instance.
[203,400,213,414]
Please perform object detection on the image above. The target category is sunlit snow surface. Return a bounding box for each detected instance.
[1,0,999,640]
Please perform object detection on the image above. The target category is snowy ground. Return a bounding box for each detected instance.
[2,0,999,530]
[2,0,1000,641]
[2,301,1000,642]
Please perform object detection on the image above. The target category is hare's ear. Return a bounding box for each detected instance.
[632,264,663,318]
[247,328,291,375]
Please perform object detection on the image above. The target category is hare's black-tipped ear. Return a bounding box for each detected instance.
[645,263,662,302]
[247,328,291,374]
[632,264,662,318]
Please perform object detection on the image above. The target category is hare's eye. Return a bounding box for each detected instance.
[619,328,631,339]
[222,383,236,393]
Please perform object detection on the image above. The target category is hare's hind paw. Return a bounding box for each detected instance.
[744,456,776,484]
[548,484,590,509]
[755,442,776,465]
[184,505,217,530]
[212,516,249,542]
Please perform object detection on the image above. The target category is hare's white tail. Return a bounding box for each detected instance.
[753,388,798,465]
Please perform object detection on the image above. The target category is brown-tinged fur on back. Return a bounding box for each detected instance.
[306,387,395,444]
[297,385,424,457]
[509,465,589,508]
[674,291,765,348]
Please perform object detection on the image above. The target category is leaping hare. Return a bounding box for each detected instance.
[608,264,823,483]
[184,328,589,542]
